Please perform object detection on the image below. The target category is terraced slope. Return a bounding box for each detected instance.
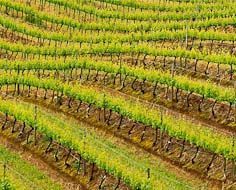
[0,0,235,189]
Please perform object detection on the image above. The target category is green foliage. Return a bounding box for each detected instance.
[0,59,234,104]
[0,179,14,190]
[0,0,236,33]
[0,99,195,189]
[0,75,235,161]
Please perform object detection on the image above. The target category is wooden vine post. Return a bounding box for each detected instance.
[34,105,37,145]
[17,64,20,95]
[147,168,150,179]
[3,162,6,179]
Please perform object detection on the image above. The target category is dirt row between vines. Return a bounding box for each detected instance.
[0,132,85,190]
[1,90,224,189]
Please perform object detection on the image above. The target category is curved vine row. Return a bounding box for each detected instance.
[36,0,236,22]
[0,74,235,161]
[0,99,191,190]
[1,40,235,68]
[1,15,235,46]
[0,59,235,104]
[1,0,236,33]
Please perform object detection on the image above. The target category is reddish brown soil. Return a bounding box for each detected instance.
[2,88,235,189]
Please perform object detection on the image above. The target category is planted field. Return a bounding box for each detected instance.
[0,0,235,189]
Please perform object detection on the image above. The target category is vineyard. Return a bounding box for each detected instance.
[0,0,235,189]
